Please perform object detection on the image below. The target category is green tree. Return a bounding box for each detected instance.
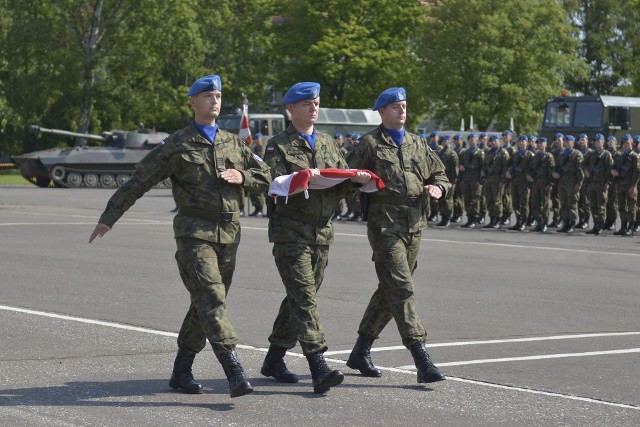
[420,0,583,133]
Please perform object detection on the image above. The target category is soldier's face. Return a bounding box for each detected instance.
[517,139,527,150]
[468,137,477,147]
[594,139,604,150]
[190,91,222,125]
[536,142,546,152]
[288,98,319,129]
[379,101,406,130]
[623,140,632,151]
[563,139,574,149]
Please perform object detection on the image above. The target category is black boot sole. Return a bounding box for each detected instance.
[260,365,299,383]
[313,371,344,393]
[169,378,203,394]
[346,359,382,377]
[230,383,254,398]
[417,373,447,384]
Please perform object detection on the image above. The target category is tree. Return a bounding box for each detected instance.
[420,0,583,133]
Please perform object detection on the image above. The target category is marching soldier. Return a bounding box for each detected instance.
[481,134,509,229]
[604,136,620,230]
[527,137,555,232]
[575,134,592,228]
[611,134,640,236]
[548,133,564,228]
[500,130,515,225]
[552,135,584,233]
[459,133,485,228]
[451,133,465,222]
[584,134,613,235]
[506,135,534,231]
[436,134,459,227]
[634,135,640,232]
[427,131,441,221]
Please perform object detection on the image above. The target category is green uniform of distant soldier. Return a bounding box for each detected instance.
[249,133,267,216]
[427,132,441,222]
[611,134,640,236]
[345,87,450,385]
[575,134,592,228]
[506,136,534,231]
[500,130,516,224]
[89,74,271,398]
[459,133,485,228]
[527,137,555,232]
[584,134,613,235]
[261,82,370,393]
[481,134,509,228]
[548,134,565,228]
[552,135,584,233]
[634,136,640,232]
[435,134,458,227]
[604,137,620,230]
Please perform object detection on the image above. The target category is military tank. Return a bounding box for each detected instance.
[12,125,171,188]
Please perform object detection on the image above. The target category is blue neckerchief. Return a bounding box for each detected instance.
[502,143,509,149]
[490,147,498,154]
[467,146,477,153]
[563,148,572,156]
[623,151,629,158]
[429,143,437,150]
[194,122,218,144]
[518,149,526,155]
[537,151,544,157]
[299,130,317,150]
[385,128,405,147]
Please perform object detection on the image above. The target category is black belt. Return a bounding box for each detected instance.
[178,206,240,222]
[274,206,331,227]
[369,194,424,207]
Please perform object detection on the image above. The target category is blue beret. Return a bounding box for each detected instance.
[579,133,587,139]
[566,135,575,141]
[595,133,604,140]
[429,131,438,137]
[442,134,451,140]
[529,135,538,141]
[518,135,529,141]
[373,87,406,111]
[334,132,343,138]
[187,74,222,96]
[453,133,462,139]
[353,133,361,138]
[555,132,564,139]
[489,134,499,141]
[502,130,512,136]
[537,137,547,143]
[622,133,632,141]
[254,132,262,139]
[419,133,427,139]
[480,132,488,138]
[283,82,320,104]
[607,135,617,141]
[468,133,477,139]
[634,135,640,143]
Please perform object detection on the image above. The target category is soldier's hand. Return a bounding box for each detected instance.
[424,185,442,199]
[220,168,245,184]
[629,186,637,197]
[611,170,620,177]
[552,172,560,179]
[458,165,465,171]
[89,223,111,243]
[545,184,553,194]
[506,171,512,179]
[308,168,321,181]
[350,171,371,184]
[584,170,590,178]
[526,175,534,183]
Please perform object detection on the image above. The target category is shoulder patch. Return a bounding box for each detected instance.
[266,146,275,153]
[252,153,265,163]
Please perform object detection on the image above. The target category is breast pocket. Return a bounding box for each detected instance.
[283,150,310,172]
[225,151,244,170]
[179,149,207,183]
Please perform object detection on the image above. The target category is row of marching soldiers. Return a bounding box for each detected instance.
[422,130,640,236]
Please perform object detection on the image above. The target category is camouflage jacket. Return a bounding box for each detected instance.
[437,146,459,183]
[346,125,451,233]
[264,124,355,245]
[509,149,534,182]
[527,151,555,186]
[613,151,640,188]
[458,147,485,182]
[98,124,271,244]
[556,148,584,186]
[583,150,613,184]
[483,147,510,181]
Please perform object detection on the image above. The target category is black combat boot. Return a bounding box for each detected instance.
[594,221,604,235]
[557,219,570,233]
[217,351,253,398]
[451,209,462,223]
[539,222,548,233]
[306,351,344,393]
[548,216,559,228]
[532,219,543,232]
[500,212,511,225]
[603,219,616,230]
[575,217,585,229]
[169,348,203,394]
[586,222,599,234]
[428,212,439,222]
[346,335,382,378]
[633,220,640,232]
[436,215,451,227]
[508,217,521,231]
[409,342,446,384]
[614,221,631,236]
[249,208,263,217]
[261,344,299,383]
[461,215,477,228]
[482,216,496,229]
[565,220,575,234]
[478,212,486,224]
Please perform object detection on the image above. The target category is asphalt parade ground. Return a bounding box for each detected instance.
[1,186,639,426]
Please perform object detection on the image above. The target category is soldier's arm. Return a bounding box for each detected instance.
[239,141,272,194]
[424,149,451,197]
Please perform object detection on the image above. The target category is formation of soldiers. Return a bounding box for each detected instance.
[415,131,640,236]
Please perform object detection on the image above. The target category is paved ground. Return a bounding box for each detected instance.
[1,186,639,426]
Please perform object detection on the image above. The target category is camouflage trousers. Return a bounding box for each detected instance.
[550,184,560,221]
[511,180,530,222]
[461,179,482,217]
[606,185,618,223]
[587,182,608,223]
[250,192,266,211]
[175,237,238,356]
[268,242,329,355]
[453,179,465,216]
[483,177,503,218]
[357,228,427,348]
[502,183,513,215]
[559,183,580,222]
[530,184,551,223]
[578,184,590,219]
[616,185,638,222]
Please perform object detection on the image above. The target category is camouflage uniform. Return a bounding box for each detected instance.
[98,124,271,356]
[249,142,267,215]
[508,149,534,228]
[584,149,613,226]
[556,148,584,228]
[606,148,621,229]
[459,146,485,224]
[528,150,555,227]
[452,145,465,220]
[613,151,640,225]
[549,144,564,226]
[501,143,516,223]
[577,146,592,226]
[346,126,451,348]
[436,144,459,220]
[264,124,355,355]
[482,147,509,225]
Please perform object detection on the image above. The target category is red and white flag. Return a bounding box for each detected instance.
[268,168,385,201]
[239,102,252,144]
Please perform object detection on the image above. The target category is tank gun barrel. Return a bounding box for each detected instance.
[29,125,106,142]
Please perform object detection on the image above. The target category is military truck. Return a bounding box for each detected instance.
[12,125,170,188]
[539,95,640,141]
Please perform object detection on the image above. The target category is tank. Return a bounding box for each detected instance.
[11,125,171,188]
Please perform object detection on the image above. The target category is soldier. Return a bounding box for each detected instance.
[506,135,534,231]
[527,137,555,232]
[584,134,613,235]
[478,132,489,150]
[427,131,440,221]
[500,130,515,225]
[477,132,489,224]
[611,134,640,236]
[345,86,450,384]
[481,134,509,229]
[436,134,459,227]
[88,74,272,398]
[575,134,592,228]
[552,134,584,233]
[459,133,485,228]
[548,133,565,228]
[261,82,370,393]
[249,132,267,217]
[604,136,620,230]
[525,135,538,226]
[451,133,466,222]
[634,135,640,232]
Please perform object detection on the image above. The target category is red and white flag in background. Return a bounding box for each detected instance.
[239,102,252,144]
[268,168,385,202]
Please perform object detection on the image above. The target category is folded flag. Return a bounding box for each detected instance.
[268,168,385,201]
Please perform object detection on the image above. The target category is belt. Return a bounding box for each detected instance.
[274,206,331,228]
[369,193,424,207]
[178,206,240,222]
